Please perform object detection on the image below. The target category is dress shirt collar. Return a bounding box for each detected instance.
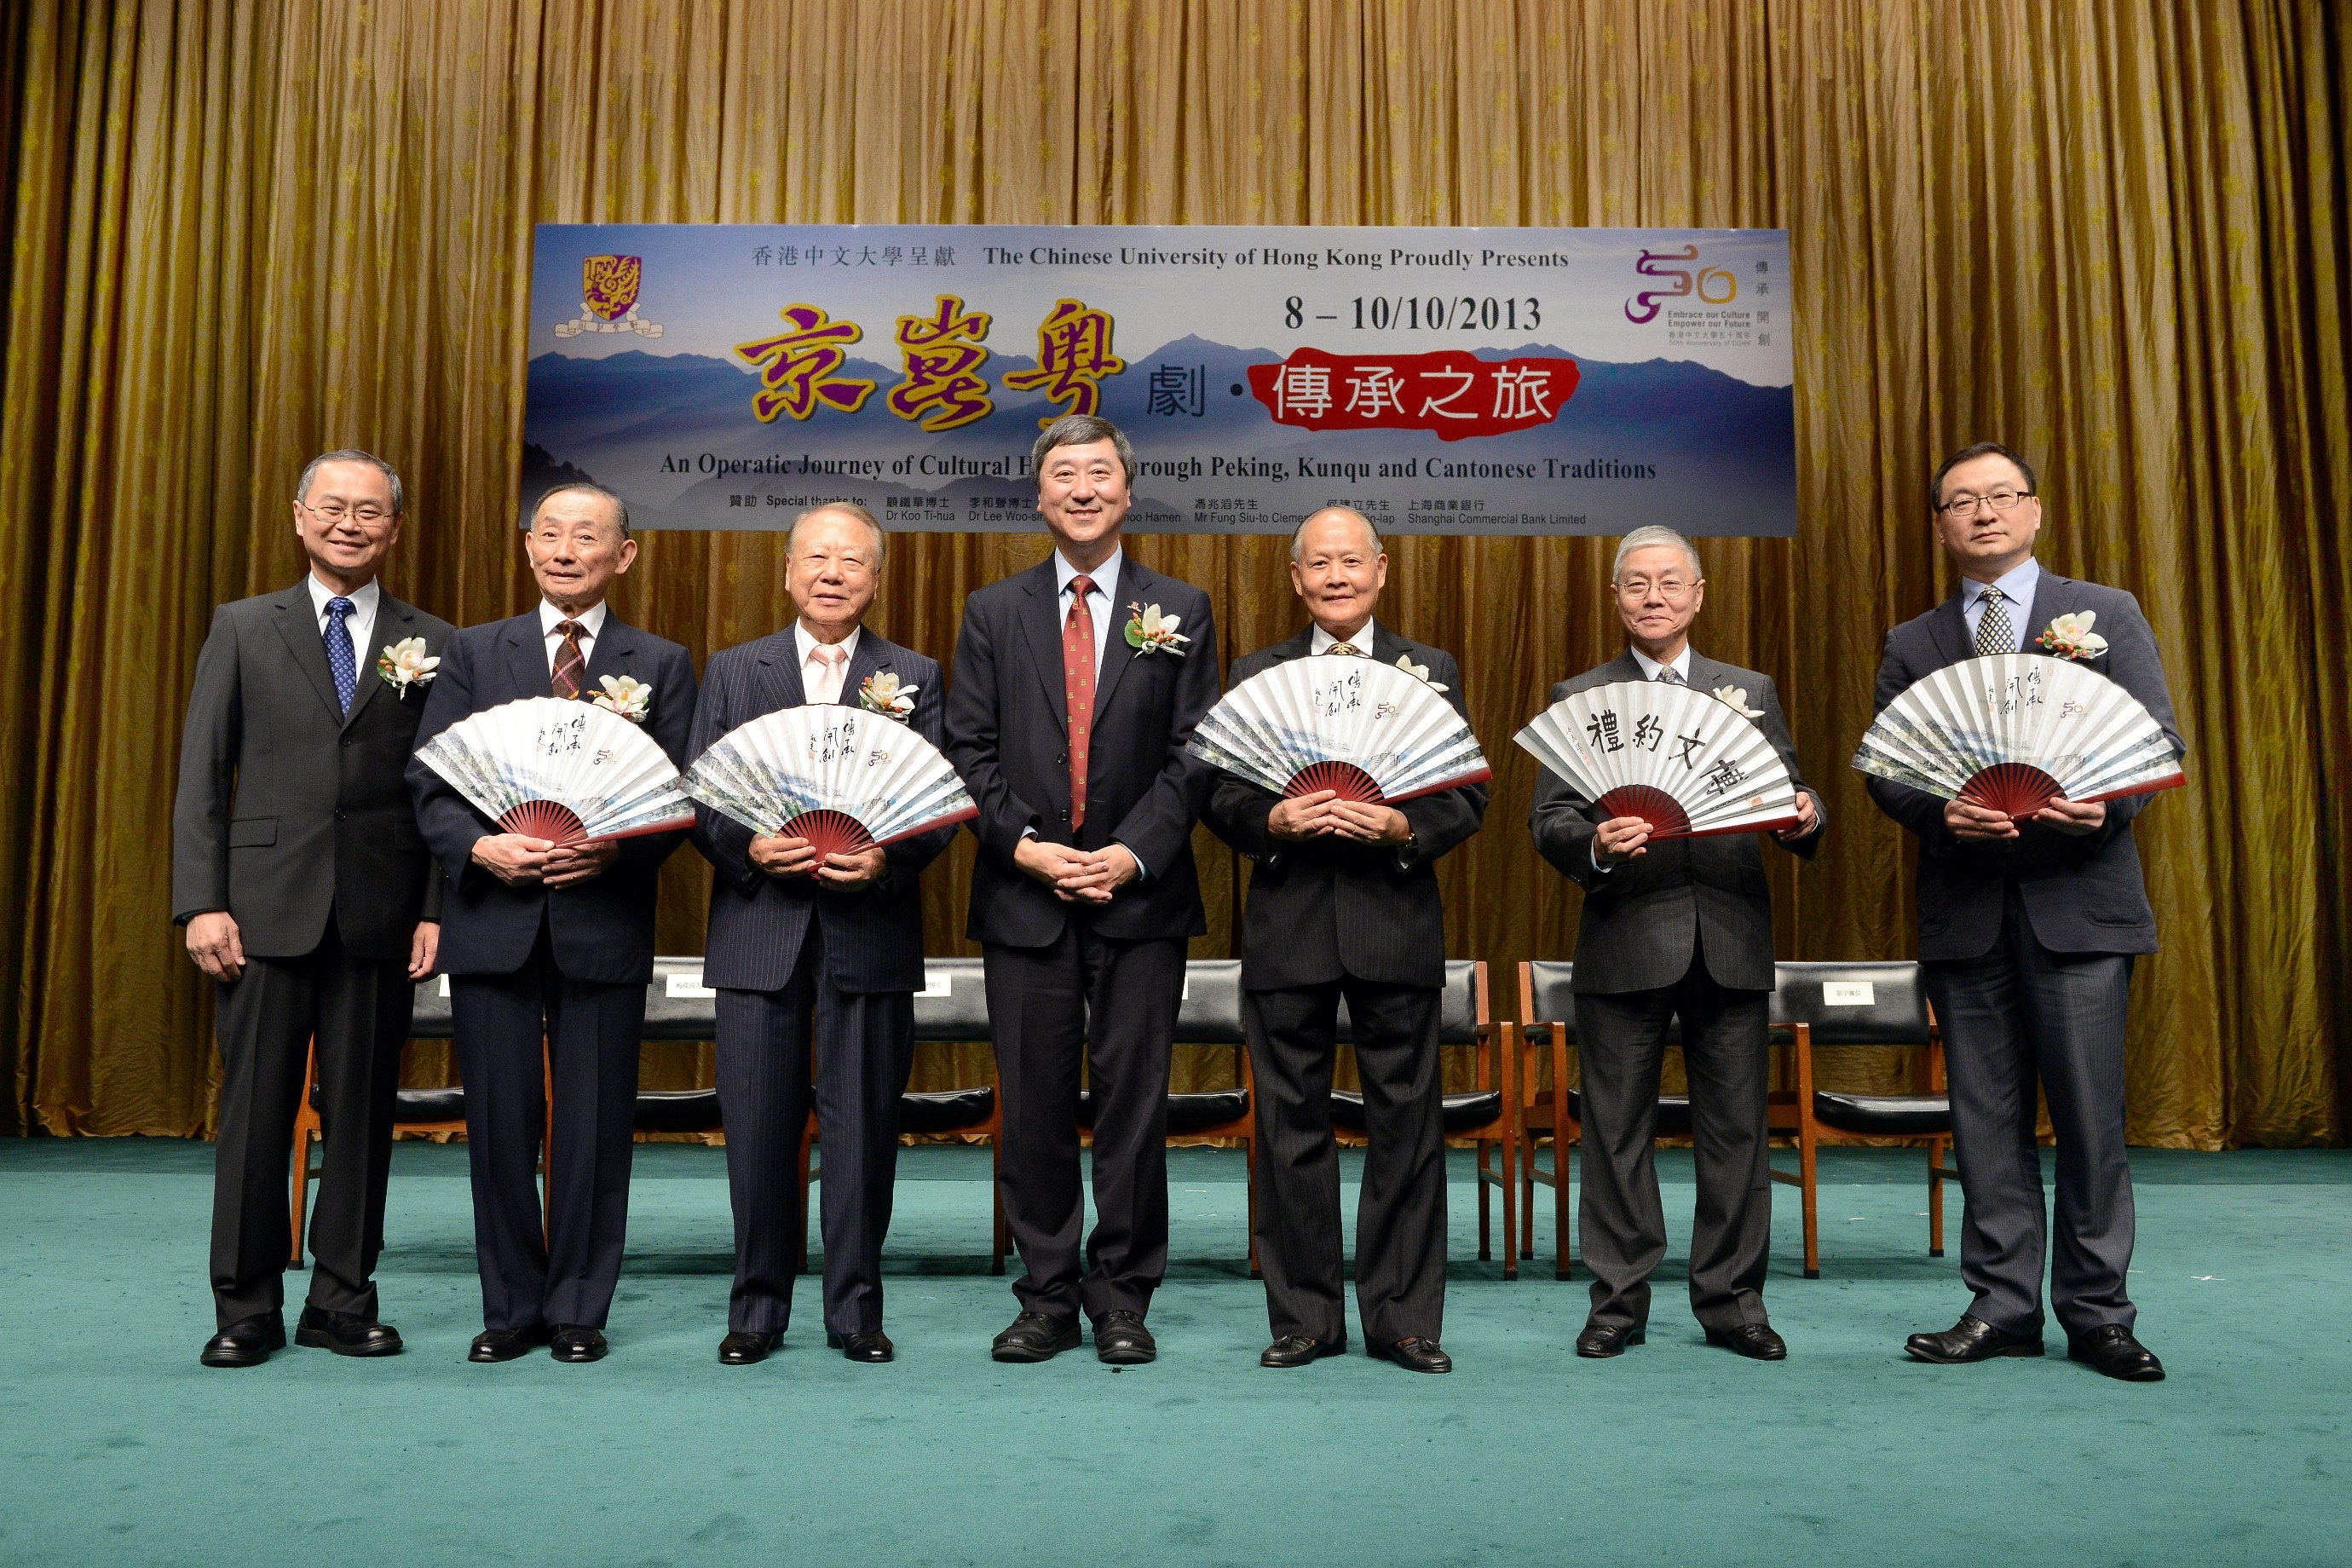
[793,620,862,671]
[538,598,609,640]
[1310,618,1379,654]
[306,573,378,625]
[1052,547,1121,606]
[1961,556,2041,613]
[1628,643,1693,683]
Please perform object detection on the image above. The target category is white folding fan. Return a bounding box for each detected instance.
[415,695,693,844]
[1852,652,2183,818]
[683,705,978,861]
[1185,654,1490,803]
[1514,680,1802,839]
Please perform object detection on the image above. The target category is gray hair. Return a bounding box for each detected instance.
[532,481,631,538]
[297,449,405,515]
[1611,525,1703,583]
[1031,414,1137,486]
[788,501,886,569]
[1290,505,1384,562]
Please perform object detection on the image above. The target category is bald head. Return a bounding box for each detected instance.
[1289,505,1381,562]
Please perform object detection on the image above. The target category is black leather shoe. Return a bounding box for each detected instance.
[294,1305,403,1358]
[991,1311,1081,1363]
[2067,1324,2165,1381]
[1905,1314,2045,1364]
[1260,1335,1347,1368]
[549,1325,608,1363]
[718,1330,780,1366]
[200,1313,285,1369]
[827,1330,895,1363]
[1092,1310,1157,1365]
[1370,1336,1452,1374]
[470,1325,551,1363]
[1575,1323,1645,1358]
[1705,1323,1788,1361]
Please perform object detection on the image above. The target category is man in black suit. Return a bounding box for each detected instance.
[1203,507,1486,1375]
[944,414,1219,1366]
[408,482,695,1364]
[1871,441,2182,1382]
[1531,526,1824,1362]
[174,449,452,1368]
[691,504,954,1367]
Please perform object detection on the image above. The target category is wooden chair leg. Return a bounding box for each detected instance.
[1928,1135,1950,1257]
[1476,1138,1493,1262]
[1794,1023,1820,1279]
[1500,1120,1518,1283]
[1554,1032,1574,1281]
[287,1036,320,1267]
[1244,1131,1261,1279]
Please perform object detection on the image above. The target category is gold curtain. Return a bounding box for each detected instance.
[2,0,2343,1148]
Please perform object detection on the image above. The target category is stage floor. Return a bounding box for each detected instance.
[1,1139,2344,1566]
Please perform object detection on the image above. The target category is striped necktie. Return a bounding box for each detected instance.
[1975,586,2013,657]
[551,620,587,698]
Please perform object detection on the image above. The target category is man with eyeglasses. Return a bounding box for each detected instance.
[1529,525,1824,1363]
[1870,441,2183,1381]
[173,450,453,1367]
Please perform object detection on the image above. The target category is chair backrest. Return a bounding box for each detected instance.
[1522,960,1575,1033]
[912,957,992,1042]
[1333,960,1484,1046]
[410,973,455,1039]
[1770,960,1934,1045]
[1174,960,1248,1046]
[641,955,722,1040]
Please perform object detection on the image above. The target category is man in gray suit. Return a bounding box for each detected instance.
[690,504,954,1367]
[173,450,452,1368]
[1871,441,2182,1381]
[1530,525,1823,1361]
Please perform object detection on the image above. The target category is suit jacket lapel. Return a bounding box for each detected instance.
[1928,592,1972,666]
[1602,649,1645,683]
[268,584,345,721]
[339,593,412,729]
[1087,560,1150,726]
[1016,560,1070,735]
[840,628,893,712]
[2022,573,2077,645]
[756,629,808,712]
[583,612,638,690]
[1265,626,1316,666]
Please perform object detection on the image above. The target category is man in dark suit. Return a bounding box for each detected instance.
[1871,441,2182,1382]
[174,449,452,1368]
[408,482,695,1365]
[944,414,1219,1366]
[1203,507,1486,1375]
[691,504,954,1367]
[1531,526,1825,1362]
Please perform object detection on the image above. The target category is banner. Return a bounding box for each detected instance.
[523,225,1794,536]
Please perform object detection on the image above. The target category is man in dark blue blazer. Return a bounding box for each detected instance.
[944,414,1219,1366]
[1203,507,1486,1375]
[691,504,954,1367]
[1871,441,2183,1382]
[408,482,696,1365]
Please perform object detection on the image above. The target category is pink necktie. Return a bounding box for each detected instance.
[807,643,848,704]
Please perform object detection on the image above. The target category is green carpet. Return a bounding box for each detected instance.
[1,1139,2345,1567]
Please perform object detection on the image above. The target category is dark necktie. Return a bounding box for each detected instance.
[551,620,587,699]
[1327,641,1362,656]
[1975,586,2013,657]
[325,597,357,715]
[1064,576,1097,827]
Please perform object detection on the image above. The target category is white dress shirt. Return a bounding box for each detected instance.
[1960,557,2041,653]
[307,574,380,663]
[1052,547,1121,686]
[793,621,862,705]
[538,598,609,677]
[1311,618,1379,655]
[1628,643,1693,683]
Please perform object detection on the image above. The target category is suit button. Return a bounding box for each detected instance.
[340,735,354,747]
[1057,752,1068,764]
[1058,810,1069,822]
[334,809,346,821]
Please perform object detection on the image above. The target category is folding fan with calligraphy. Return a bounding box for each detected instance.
[414,696,693,845]
[1186,654,1490,804]
[1514,679,1802,839]
[683,705,977,861]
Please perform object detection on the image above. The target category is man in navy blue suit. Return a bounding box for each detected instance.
[690,504,954,1367]
[409,482,696,1364]
[1870,441,2183,1382]
[945,415,1220,1366]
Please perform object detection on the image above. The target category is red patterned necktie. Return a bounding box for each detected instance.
[551,620,586,698]
[1064,575,1097,827]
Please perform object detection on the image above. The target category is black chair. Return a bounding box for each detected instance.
[1329,960,1517,1278]
[1767,960,1953,1277]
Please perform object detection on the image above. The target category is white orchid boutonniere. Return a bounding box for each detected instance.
[1124,602,1190,657]
[590,673,653,722]
[1711,683,1766,719]
[2036,611,2109,660]
[375,637,440,698]
[1394,653,1449,694]
[858,670,918,721]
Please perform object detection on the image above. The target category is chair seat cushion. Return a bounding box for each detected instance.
[900,1085,995,1134]
[1075,1087,1249,1133]
[1330,1088,1505,1136]
[1812,1091,1952,1136]
[1565,1087,1692,1138]
[392,1086,465,1123]
[635,1087,724,1134]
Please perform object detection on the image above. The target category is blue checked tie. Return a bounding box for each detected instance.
[325,597,358,715]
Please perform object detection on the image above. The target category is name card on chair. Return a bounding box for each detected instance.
[1823,982,1876,1006]
[919,968,954,998]
[438,974,452,997]
[666,971,716,999]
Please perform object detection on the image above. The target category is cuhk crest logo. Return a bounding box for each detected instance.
[555,255,664,339]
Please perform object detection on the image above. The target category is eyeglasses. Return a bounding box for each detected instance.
[303,500,392,526]
[1613,577,1698,600]
[1939,488,2034,520]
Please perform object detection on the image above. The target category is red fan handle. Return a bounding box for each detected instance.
[1958,763,2063,821]
[1285,761,1383,804]
[1593,785,1694,840]
[497,798,587,846]
[782,808,879,862]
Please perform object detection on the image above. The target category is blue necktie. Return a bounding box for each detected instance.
[326,597,357,715]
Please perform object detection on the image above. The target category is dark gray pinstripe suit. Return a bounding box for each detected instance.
[690,627,954,1336]
[1203,626,1488,1346]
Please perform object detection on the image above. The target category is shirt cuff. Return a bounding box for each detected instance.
[1590,839,1612,873]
